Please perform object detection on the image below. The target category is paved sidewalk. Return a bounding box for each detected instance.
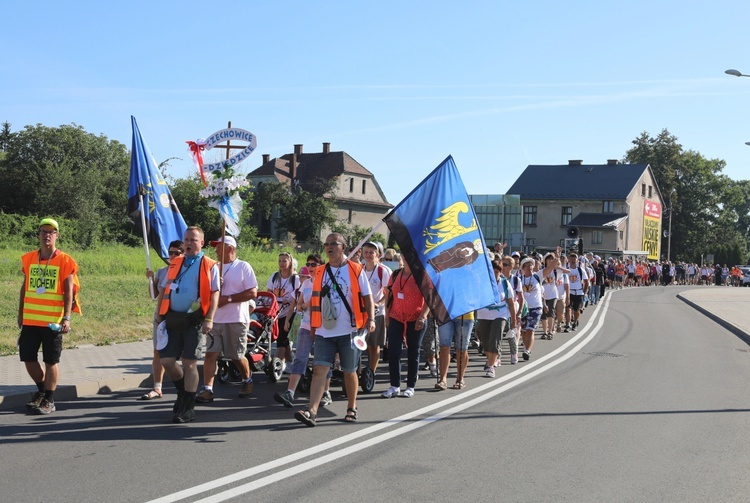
[0,340,155,409]
[1,287,747,410]
[677,286,750,344]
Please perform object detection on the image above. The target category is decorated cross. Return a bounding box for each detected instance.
[186,121,257,236]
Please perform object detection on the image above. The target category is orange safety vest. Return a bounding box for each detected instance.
[616,264,625,276]
[635,264,644,277]
[159,254,217,316]
[21,249,81,327]
[310,260,367,330]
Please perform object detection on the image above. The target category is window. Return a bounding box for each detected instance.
[592,230,603,244]
[349,178,354,192]
[362,180,366,194]
[602,200,614,213]
[523,206,537,225]
[347,209,353,223]
[648,185,653,198]
[641,183,646,196]
[525,238,535,254]
[561,206,572,226]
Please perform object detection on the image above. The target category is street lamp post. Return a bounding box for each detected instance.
[725,69,750,77]
[667,188,675,263]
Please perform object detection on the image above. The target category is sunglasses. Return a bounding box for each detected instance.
[502,263,512,267]
[306,262,318,267]
[168,251,183,256]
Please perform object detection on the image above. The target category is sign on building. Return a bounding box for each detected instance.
[642,201,661,261]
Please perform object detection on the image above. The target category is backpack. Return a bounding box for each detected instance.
[272,272,300,293]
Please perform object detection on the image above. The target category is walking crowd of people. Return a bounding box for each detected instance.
[16,218,747,424]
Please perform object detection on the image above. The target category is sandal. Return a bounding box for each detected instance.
[452,380,466,390]
[344,407,358,422]
[294,409,317,427]
[140,389,162,400]
[434,380,447,391]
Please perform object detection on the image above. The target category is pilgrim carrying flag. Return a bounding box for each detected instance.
[384,155,499,325]
[127,116,188,262]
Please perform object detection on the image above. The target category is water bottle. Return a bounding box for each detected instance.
[48,323,61,332]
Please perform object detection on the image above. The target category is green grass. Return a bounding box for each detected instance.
[0,244,306,356]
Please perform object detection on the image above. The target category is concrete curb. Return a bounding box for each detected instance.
[0,373,153,410]
[677,293,750,346]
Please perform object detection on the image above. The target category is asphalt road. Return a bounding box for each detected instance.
[3,286,750,503]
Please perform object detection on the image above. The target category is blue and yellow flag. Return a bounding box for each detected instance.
[127,116,187,262]
[384,156,499,325]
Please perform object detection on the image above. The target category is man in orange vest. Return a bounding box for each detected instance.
[294,233,376,427]
[156,226,220,423]
[17,218,81,415]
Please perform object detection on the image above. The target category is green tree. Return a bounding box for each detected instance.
[170,174,257,245]
[624,129,747,263]
[0,121,11,152]
[253,177,337,245]
[0,123,131,247]
[330,222,387,249]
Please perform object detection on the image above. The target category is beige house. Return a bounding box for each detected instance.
[247,142,392,241]
[506,160,665,259]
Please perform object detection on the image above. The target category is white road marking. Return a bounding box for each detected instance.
[148,295,612,503]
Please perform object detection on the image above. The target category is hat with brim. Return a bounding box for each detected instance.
[520,257,535,268]
[209,236,237,248]
[39,218,59,231]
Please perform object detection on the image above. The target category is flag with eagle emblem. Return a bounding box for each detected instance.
[384,155,499,325]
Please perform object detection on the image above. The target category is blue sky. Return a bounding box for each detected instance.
[3,1,750,205]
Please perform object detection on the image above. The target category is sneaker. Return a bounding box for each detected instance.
[173,396,196,423]
[563,326,569,333]
[485,367,495,378]
[429,364,438,378]
[483,363,491,372]
[273,390,295,408]
[570,324,576,332]
[522,351,530,361]
[382,386,400,398]
[26,391,44,409]
[238,381,254,398]
[510,353,518,365]
[35,398,56,415]
[320,390,333,407]
[403,387,415,398]
[541,333,548,340]
[195,389,214,403]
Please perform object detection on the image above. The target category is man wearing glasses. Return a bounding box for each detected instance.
[156,226,220,423]
[18,218,81,415]
[294,233,376,426]
[142,240,184,400]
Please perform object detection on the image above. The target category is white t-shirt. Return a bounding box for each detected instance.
[520,273,544,309]
[214,260,258,324]
[555,271,569,298]
[267,272,299,318]
[316,263,372,338]
[567,263,589,294]
[297,278,313,330]
[539,270,560,300]
[364,262,392,316]
[477,276,513,320]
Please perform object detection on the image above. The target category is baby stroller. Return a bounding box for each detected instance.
[217,291,286,384]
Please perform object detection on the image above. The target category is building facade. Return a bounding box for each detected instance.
[506,160,665,259]
[247,143,392,242]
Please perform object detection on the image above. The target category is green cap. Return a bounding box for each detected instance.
[39,218,59,230]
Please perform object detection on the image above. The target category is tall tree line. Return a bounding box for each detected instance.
[625,129,749,264]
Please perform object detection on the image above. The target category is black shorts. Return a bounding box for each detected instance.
[276,314,295,349]
[570,294,584,312]
[19,325,63,364]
